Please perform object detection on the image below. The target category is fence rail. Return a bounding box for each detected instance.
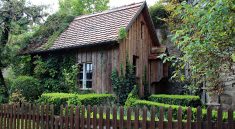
[0,103,234,129]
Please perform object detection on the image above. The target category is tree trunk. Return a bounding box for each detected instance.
[0,68,8,98]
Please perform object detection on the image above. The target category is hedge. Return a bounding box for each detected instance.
[149,94,201,107]
[37,93,115,114]
[131,99,235,121]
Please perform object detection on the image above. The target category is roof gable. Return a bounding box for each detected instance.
[30,1,159,53]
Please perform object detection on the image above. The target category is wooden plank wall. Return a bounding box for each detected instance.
[119,13,155,96]
[76,46,119,93]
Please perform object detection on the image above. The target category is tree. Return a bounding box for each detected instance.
[0,0,46,98]
[58,0,109,15]
[166,0,235,94]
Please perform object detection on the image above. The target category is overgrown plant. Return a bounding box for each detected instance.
[166,0,235,94]
[111,57,136,105]
[118,27,127,40]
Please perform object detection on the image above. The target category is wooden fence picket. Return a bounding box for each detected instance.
[158,107,164,129]
[134,107,139,129]
[106,107,111,129]
[113,106,117,129]
[93,106,97,129]
[186,107,192,129]
[207,107,212,129]
[196,107,202,129]
[177,106,182,129]
[142,106,147,129]
[99,106,104,129]
[0,104,234,129]
[150,107,156,129]
[126,107,131,129]
[168,107,173,129]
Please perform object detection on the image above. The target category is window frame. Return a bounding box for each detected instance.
[79,63,93,90]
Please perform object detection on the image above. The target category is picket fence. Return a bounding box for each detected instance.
[0,103,234,129]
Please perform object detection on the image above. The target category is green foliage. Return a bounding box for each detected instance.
[59,0,109,15]
[32,53,77,93]
[10,76,41,102]
[131,99,234,121]
[149,94,201,107]
[118,27,127,40]
[125,85,139,107]
[37,93,115,114]
[62,65,80,92]
[111,58,136,105]
[149,1,169,28]
[9,90,27,104]
[166,0,235,94]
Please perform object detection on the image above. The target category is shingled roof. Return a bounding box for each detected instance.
[29,1,158,53]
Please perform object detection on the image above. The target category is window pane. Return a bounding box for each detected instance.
[79,81,83,88]
[86,81,92,88]
[79,73,83,79]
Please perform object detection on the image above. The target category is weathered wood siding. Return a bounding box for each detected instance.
[76,46,119,93]
[119,12,156,96]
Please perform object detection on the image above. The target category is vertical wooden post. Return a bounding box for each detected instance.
[93,106,97,129]
[217,107,222,129]
[81,105,85,129]
[99,106,103,129]
[168,107,173,129]
[87,105,91,129]
[21,104,24,129]
[17,104,20,129]
[41,104,45,129]
[106,107,110,129]
[186,107,192,129]
[196,107,201,129]
[134,107,139,129]
[9,104,13,129]
[50,105,54,129]
[228,108,234,129]
[75,106,80,129]
[126,107,131,129]
[150,107,156,129]
[113,106,117,129]
[142,106,147,129]
[60,105,64,129]
[64,106,69,129]
[32,104,36,129]
[0,105,2,129]
[119,106,124,129]
[70,105,74,129]
[45,104,49,129]
[25,104,28,129]
[158,107,164,129]
[177,107,182,129]
[13,104,17,129]
[206,107,212,129]
[55,118,59,129]
[28,104,32,129]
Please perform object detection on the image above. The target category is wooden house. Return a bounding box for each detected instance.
[28,2,168,96]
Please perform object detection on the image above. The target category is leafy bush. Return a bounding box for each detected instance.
[149,94,201,107]
[10,76,42,102]
[37,93,115,114]
[111,58,136,105]
[131,100,234,121]
[9,90,27,104]
[125,85,139,107]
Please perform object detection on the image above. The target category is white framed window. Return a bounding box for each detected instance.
[79,63,93,89]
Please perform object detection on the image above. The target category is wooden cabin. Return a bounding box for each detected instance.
[28,2,168,96]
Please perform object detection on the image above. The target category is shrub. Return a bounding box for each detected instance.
[131,100,235,121]
[37,93,115,113]
[125,85,139,107]
[10,76,42,102]
[9,90,27,104]
[149,94,201,107]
